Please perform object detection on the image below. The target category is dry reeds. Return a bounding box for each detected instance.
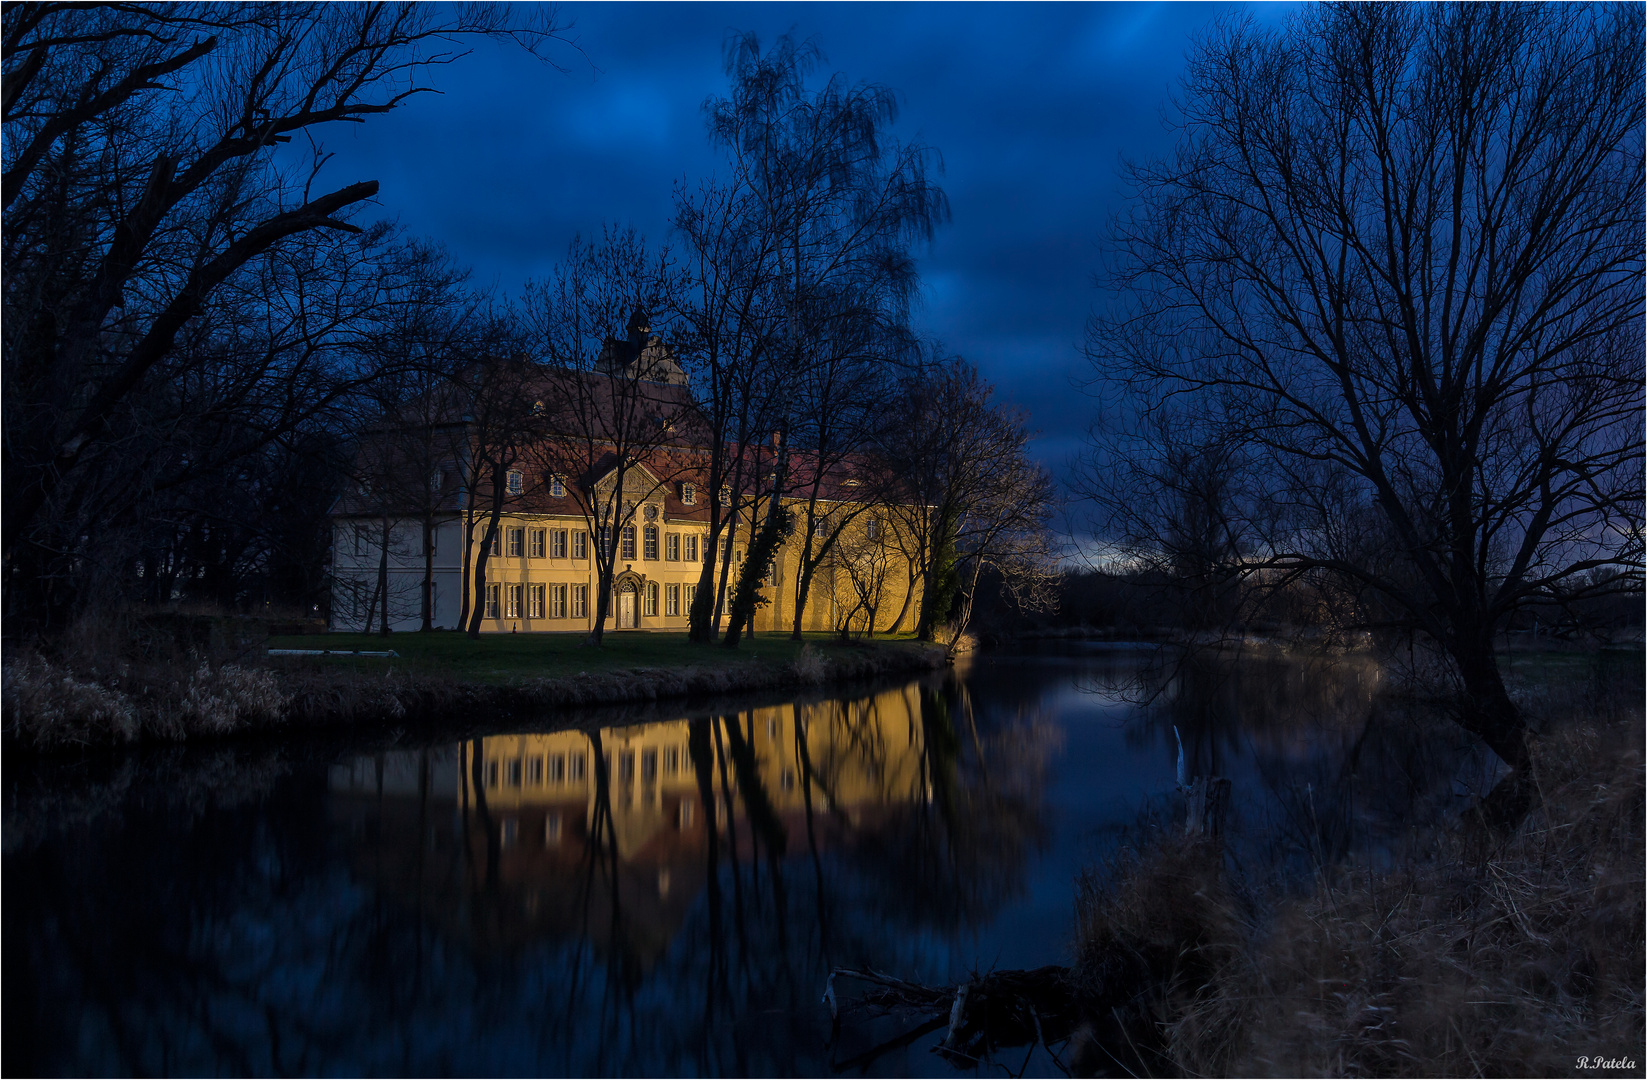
[1,653,140,747]
[3,639,946,750]
[1071,699,1645,1077]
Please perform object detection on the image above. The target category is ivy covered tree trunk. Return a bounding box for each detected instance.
[916,513,960,642]
[724,505,789,649]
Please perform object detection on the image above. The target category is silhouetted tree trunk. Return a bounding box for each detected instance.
[1090,4,1645,801]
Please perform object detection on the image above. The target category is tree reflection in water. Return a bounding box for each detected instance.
[3,678,1052,1075]
[1119,647,1506,875]
[5,648,1490,1076]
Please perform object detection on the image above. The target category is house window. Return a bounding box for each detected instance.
[663,746,680,776]
[718,485,731,506]
[350,525,366,557]
[684,584,696,609]
[677,800,694,829]
[665,533,680,561]
[528,583,544,619]
[527,756,544,784]
[641,748,658,783]
[508,527,524,558]
[550,584,567,618]
[489,529,500,557]
[507,470,523,494]
[681,482,696,505]
[485,584,500,619]
[529,528,545,558]
[505,584,522,619]
[643,526,658,560]
[549,475,565,497]
[665,583,680,616]
[485,760,499,788]
[545,813,562,843]
[507,758,523,787]
[598,526,612,557]
[644,581,658,617]
[551,530,567,559]
[427,527,438,556]
[571,531,587,559]
[569,751,586,783]
[684,534,698,562]
[570,584,587,619]
[549,753,566,783]
[620,526,636,560]
[866,517,880,541]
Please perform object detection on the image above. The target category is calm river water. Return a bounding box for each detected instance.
[4,643,1503,1077]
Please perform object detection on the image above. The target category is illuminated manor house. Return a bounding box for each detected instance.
[328,322,921,634]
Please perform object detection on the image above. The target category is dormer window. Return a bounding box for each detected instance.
[549,475,566,497]
[507,470,523,495]
[681,482,696,505]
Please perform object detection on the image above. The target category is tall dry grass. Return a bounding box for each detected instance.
[3,652,295,748]
[1071,695,1644,1077]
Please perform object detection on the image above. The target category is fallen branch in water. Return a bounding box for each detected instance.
[824,964,1089,1070]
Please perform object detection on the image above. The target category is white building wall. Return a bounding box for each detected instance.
[331,518,465,632]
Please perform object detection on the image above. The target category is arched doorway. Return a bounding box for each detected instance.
[618,581,637,628]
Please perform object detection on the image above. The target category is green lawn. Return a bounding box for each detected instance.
[265,630,925,683]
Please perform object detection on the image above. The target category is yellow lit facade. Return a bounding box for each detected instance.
[330,461,922,636]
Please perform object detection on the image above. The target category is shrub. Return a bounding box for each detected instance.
[792,645,827,685]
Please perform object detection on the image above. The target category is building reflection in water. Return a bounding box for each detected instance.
[326,683,1006,975]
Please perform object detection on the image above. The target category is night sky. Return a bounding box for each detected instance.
[313,2,1293,474]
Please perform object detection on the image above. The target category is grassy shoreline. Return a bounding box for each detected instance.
[263,629,908,681]
[3,633,946,752]
[1066,688,1645,1077]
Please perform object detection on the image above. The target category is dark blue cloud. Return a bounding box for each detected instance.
[310,2,1292,472]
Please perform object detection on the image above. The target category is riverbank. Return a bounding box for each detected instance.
[1065,688,1645,1077]
[2,634,945,752]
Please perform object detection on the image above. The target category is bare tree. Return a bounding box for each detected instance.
[450,354,537,639]
[1076,401,1262,636]
[521,229,697,646]
[699,32,948,645]
[670,179,785,643]
[2,2,568,636]
[888,360,1056,643]
[1089,3,1644,792]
